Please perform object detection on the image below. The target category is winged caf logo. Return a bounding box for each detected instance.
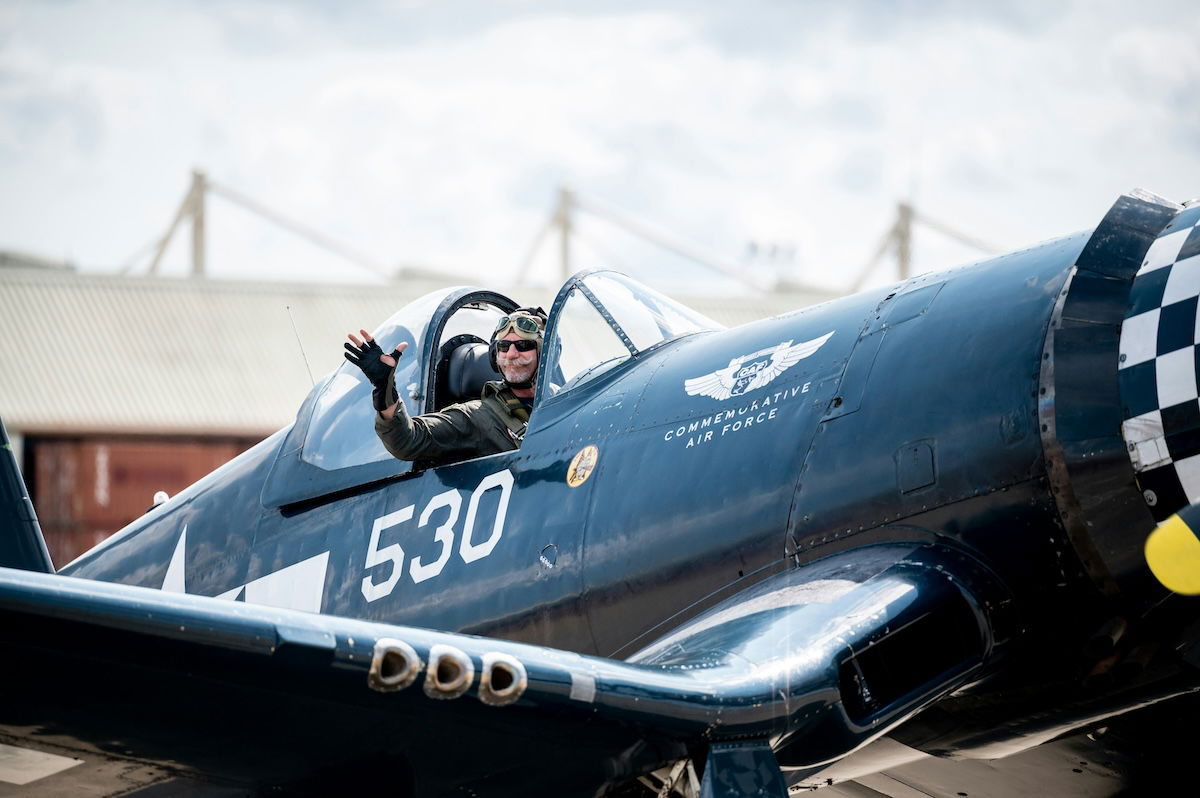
[683,332,834,401]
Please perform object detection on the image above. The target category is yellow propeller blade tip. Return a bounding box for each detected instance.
[1145,515,1200,596]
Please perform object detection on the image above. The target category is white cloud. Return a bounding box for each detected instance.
[0,0,1197,294]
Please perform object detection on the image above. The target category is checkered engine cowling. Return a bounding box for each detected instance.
[1118,204,1200,520]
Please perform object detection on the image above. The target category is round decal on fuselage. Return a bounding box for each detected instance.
[566,445,599,488]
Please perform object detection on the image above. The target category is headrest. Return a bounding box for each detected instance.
[446,341,500,404]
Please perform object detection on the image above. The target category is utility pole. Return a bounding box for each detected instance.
[851,200,997,291]
[896,200,913,280]
[149,169,208,277]
[190,169,206,277]
[515,185,790,293]
[141,168,391,280]
[557,186,573,285]
[514,185,577,287]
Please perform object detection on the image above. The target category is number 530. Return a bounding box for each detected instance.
[361,470,514,602]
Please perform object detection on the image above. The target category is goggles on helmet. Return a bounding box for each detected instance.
[494,315,542,336]
[494,339,537,353]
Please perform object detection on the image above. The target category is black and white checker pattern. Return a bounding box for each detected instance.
[1118,203,1200,520]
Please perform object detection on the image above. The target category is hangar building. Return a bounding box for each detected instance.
[0,259,836,567]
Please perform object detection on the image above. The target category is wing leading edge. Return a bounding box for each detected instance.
[0,541,1001,796]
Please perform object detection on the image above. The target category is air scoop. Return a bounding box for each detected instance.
[622,542,1006,769]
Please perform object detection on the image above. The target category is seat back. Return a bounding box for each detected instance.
[441,340,500,406]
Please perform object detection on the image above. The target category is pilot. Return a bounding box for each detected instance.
[344,307,547,463]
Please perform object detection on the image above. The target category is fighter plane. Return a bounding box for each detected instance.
[2,189,1199,797]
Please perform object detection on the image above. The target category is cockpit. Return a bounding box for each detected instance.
[261,270,721,507]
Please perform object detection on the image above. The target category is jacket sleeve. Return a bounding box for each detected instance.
[374,401,483,461]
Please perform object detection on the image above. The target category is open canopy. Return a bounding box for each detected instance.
[265,270,721,506]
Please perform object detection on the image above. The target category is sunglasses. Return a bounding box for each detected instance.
[494,339,538,353]
[494,315,542,335]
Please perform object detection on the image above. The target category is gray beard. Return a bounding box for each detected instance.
[502,365,536,390]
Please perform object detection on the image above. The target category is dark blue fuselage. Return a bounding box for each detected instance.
[20,191,1197,798]
[61,231,1128,667]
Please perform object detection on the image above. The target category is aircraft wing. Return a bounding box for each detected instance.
[0,565,666,797]
[4,539,1197,797]
[0,542,1000,797]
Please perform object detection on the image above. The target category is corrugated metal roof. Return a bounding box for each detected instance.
[0,266,838,437]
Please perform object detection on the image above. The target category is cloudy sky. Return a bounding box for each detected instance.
[1,0,1197,294]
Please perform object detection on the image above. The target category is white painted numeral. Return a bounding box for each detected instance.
[409,489,462,584]
[361,506,412,602]
[460,470,514,564]
[364,469,515,601]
